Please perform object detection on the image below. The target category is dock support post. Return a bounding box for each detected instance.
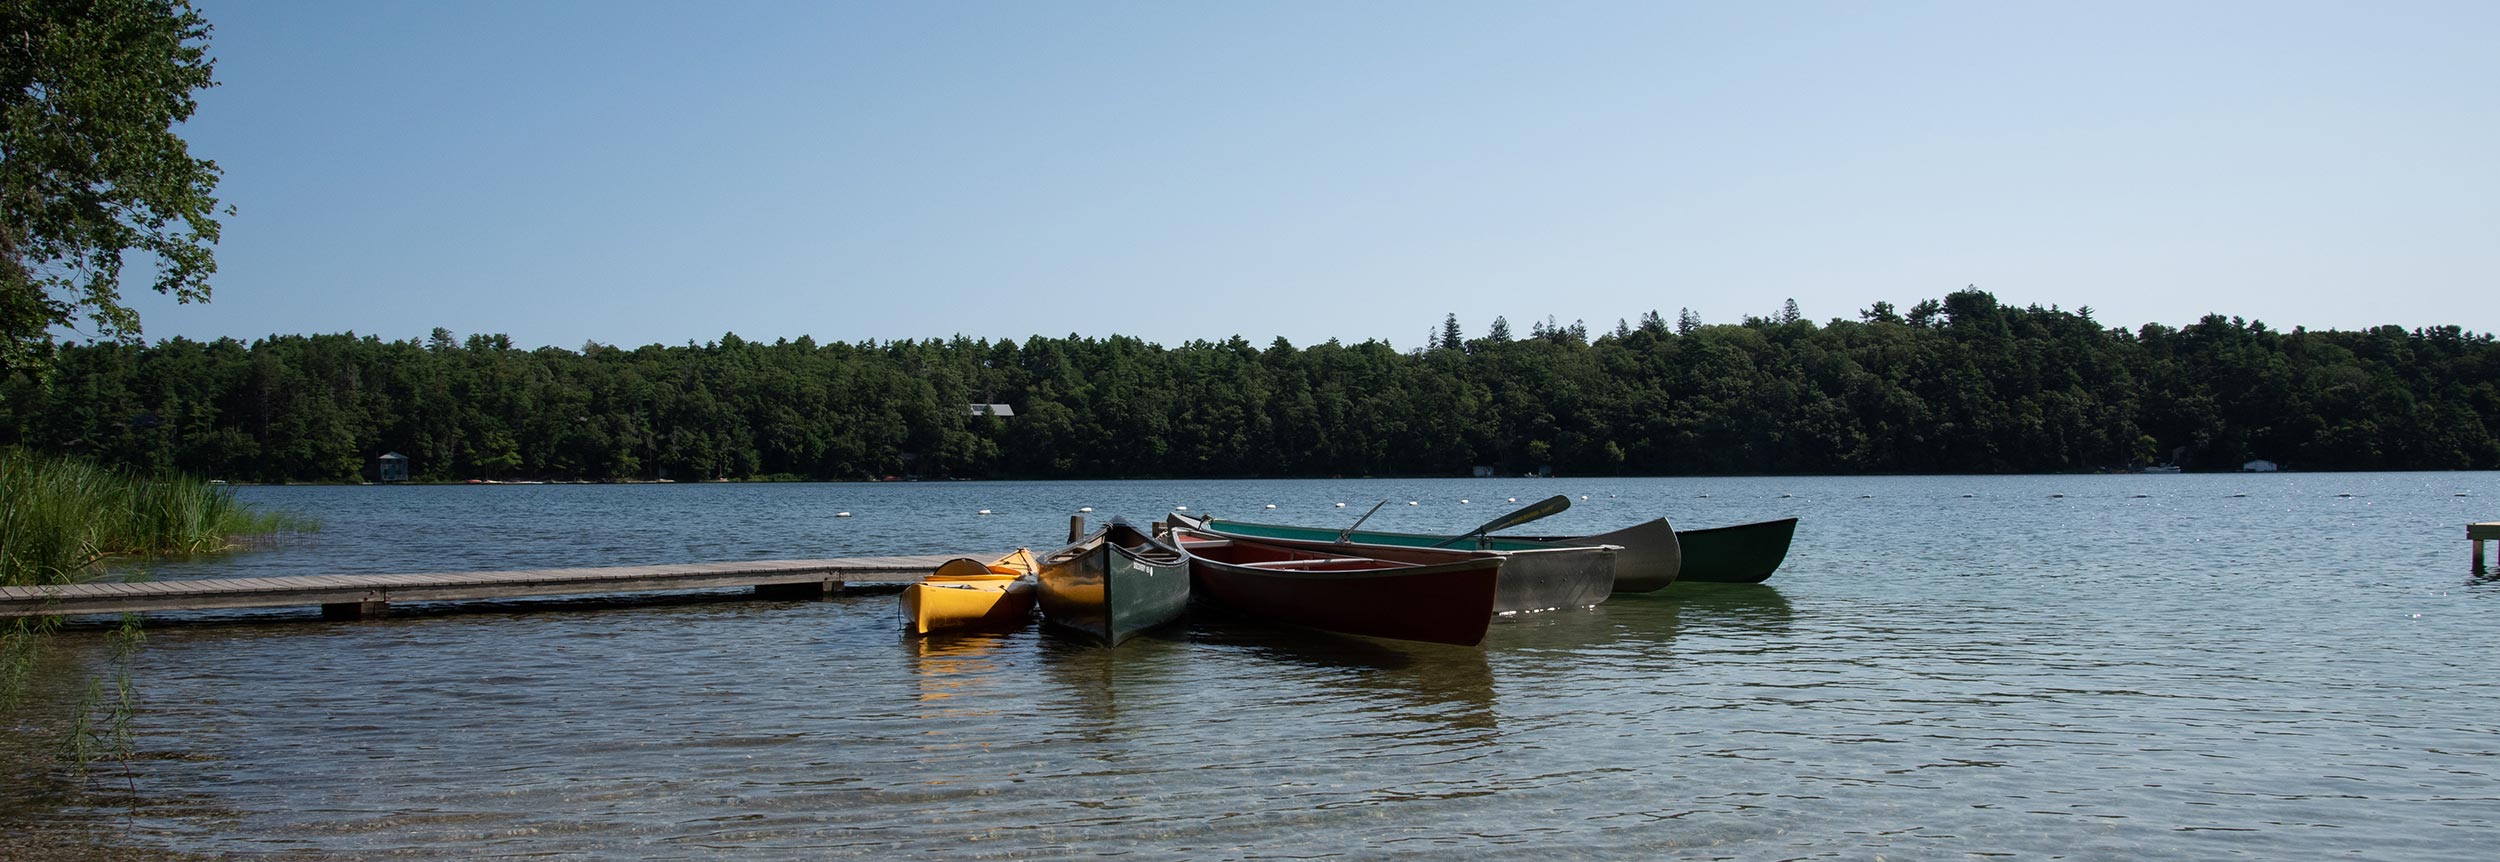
[754,579,843,600]
[1069,514,1086,543]
[2472,523,2498,576]
[321,600,388,620]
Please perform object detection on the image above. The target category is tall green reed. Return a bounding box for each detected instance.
[2,447,315,588]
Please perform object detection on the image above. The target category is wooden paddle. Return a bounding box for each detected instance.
[1430,494,1571,548]
[1335,500,1391,542]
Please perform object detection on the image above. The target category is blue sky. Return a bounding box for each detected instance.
[118,1,2500,350]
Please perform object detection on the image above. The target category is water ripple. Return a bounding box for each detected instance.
[8,474,2497,859]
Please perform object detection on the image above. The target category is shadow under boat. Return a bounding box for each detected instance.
[1183,614,1498,730]
[1659,583,1795,634]
[1025,625,1196,738]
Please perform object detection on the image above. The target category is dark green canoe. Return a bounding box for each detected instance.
[1670,518,1798,584]
[1037,519,1190,645]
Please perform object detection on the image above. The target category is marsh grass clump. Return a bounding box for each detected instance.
[2,447,317,589]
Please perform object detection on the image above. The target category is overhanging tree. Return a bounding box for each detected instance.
[1,0,223,379]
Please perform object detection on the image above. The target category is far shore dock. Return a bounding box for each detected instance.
[0,555,967,620]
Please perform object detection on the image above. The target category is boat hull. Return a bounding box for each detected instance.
[1286,541,1614,613]
[1500,518,1683,592]
[1177,516,1617,611]
[1039,521,1191,645]
[901,550,1041,635]
[1673,518,1798,584]
[1173,532,1499,646]
[901,577,1036,634]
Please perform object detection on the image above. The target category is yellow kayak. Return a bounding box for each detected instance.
[900,549,1039,635]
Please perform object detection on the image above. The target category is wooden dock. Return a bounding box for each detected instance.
[0,555,967,620]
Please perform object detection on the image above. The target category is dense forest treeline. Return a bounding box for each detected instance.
[3,290,2495,482]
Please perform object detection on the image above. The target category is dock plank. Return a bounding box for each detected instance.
[0,554,964,619]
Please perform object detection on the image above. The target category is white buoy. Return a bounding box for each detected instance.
[1507,497,1517,503]
[1264,504,1277,509]
[1460,499,1470,504]
[1175,505,1189,511]
[1580,495,1589,501]
[835,511,851,518]
[1078,506,1093,513]
[1408,501,1419,506]
[1335,502,1346,507]
[977,509,993,515]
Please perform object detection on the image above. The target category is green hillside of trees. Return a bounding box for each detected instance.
[4,290,2494,482]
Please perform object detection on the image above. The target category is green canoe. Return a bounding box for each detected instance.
[1037,518,1190,645]
[1668,518,1797,584]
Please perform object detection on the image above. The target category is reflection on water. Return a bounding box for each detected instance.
[8,473,2500,860]
[909,632,1017,712]
[1659,583,1793,633]
[1188,618,1499,732]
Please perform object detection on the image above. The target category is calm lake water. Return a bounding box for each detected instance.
[7,474,2498,860]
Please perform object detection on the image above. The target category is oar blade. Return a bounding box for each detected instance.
[1431,494,1571,547]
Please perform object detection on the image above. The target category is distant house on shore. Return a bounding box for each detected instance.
[376,452,410,482]
[970,403,1015,418]
[2243,459,2280,473]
